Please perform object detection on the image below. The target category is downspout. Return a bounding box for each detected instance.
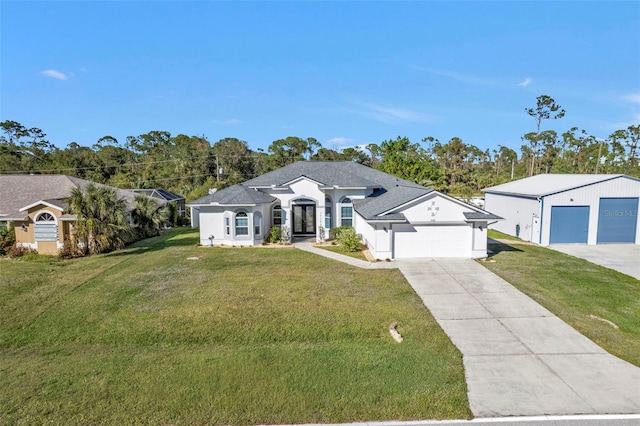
[538,196,543,245]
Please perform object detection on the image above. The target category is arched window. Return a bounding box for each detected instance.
[340,197,353,227]
[272,205,282,226]
[324,197,332,229]
[254,212,262,236]
[235,211,249,236]
[37,212,55,222]
[34,211,58,241]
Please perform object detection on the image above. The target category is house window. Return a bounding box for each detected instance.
[254,212,262,236]
[325,197,332,229]
[225,217,230,235]
[235,212,249,236]
[272,205,282,226]
[34,212,58,241]
[340,197,353,227]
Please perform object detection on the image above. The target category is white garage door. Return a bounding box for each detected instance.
[393,224,472,258]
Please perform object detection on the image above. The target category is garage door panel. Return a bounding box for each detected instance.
[393,224,471,258]
[597,198,638,243]
[550,206,589,244]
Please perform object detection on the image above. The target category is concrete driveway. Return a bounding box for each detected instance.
[397,258,640,417]
[549,244,640,280]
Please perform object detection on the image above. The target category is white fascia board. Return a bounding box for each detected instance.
[1,215,28,221]
[410,221,469,226]
[19,200,65,212]
[249,185,289,191]
[366,218,407,224]
[187,203,260,207]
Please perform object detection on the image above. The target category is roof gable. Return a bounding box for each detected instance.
[0,174,146,220]
[244,161,424,190]
[188,184,276,205]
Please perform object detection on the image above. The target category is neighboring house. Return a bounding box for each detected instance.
[0,175,144,255]
[132,188,186,217]
[484,174,640,245]
[187,161,501,259]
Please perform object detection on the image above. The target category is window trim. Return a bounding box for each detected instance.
[324,197,332,229]
[235,211,249,237]
[272,204,282,227]
[339,197,353,227]
[254,212,262,236]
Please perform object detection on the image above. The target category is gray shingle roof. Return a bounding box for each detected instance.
[353,185,434,220]
[244,161,424,189]
[132,188,184,201]
[463,211,503,221]
[0,174,145,220]
[189,184,276,205]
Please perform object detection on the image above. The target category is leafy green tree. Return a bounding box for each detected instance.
[132,195,168,238]
[212,137,255,185]
[524,95,565,176]
[68,183,132,255]
[267,136,321,168]
[378,136,441,187]
[609,125,640,174]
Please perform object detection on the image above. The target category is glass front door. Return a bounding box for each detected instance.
[292,204,315,235]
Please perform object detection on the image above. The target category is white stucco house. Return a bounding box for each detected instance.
[484,174,640,245]
[187,161,501,259]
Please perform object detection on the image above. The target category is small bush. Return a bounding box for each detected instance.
[336,227,361,252]
[331,226,351,241]
[58,239,85,259]
[0,224,16,256]
[280,226,290,244]
[267,226,281,244]
[7,245,38,258]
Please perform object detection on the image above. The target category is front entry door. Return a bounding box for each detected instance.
[292,205,316,235]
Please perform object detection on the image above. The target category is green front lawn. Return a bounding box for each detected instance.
[481,240,640,367]
[0,228,470,425]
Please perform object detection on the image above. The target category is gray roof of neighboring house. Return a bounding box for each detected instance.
[132,188,184,201]
[244,161,425,189]
[0,174,143,221]
[483,174,637,198]
[189,184,276,205]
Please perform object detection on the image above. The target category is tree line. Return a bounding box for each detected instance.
[1,95,638,201]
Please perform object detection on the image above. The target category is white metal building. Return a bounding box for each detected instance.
[484,174,640,245]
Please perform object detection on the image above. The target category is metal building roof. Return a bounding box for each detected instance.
[483,174,633,198]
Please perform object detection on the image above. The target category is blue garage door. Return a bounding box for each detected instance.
[549,206,589,244]
[597,198,638,243]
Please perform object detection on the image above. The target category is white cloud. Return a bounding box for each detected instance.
[40,69,68,80]
[622,93,640,104]
[414,66,498,86]
[363,103,435,124]
[80,67,88,72]
[518,78,533,87]
[213,118,240,125]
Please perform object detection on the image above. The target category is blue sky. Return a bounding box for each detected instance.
[1,1,639,154]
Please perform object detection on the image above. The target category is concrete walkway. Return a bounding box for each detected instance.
[295,242,397,269]
[397,258,640,417]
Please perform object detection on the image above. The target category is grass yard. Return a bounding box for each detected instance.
[0,228,470,425]
[481,239,640,367]
[315,243,369,261]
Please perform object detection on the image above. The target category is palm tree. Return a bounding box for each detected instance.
[68,183,132,255]
[131,194,168,239]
